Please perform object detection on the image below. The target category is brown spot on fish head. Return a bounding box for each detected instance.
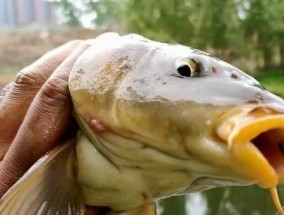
[77,69,85,74]
[98,56,133,94]
[230,72,239,80]
[212,67,218,74]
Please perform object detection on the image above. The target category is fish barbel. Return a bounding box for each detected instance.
[0,33,284,215]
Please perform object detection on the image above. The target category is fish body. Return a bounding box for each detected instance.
[1,33,284,214]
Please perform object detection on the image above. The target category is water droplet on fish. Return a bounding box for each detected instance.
[90,119,107,132]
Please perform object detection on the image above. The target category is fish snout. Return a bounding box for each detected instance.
[215,105,284,188]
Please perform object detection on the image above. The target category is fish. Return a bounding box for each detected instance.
[0,32,284,215]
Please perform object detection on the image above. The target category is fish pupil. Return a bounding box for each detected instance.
[177,65,192,77]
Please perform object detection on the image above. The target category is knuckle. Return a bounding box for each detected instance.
[40,76,70,106]
[15,68,35,85]
[15,67,46,87]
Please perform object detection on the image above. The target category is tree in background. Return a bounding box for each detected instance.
[54,0,284,71]
[53,0,81,26]
[268,0,284,68]
[189,0,244,60]
[240,0,284,69]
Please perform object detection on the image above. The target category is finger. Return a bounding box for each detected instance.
[0,82,14,158]
[0,42,91,197]
[0,83,13,104]
[0,40,82,155]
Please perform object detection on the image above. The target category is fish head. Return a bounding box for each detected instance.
[69,33,284,193]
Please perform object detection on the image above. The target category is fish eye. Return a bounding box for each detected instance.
[177,59,200,77]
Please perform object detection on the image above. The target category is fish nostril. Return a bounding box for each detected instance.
[256,93,264,101]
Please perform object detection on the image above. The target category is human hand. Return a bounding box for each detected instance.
[0,40,88,197]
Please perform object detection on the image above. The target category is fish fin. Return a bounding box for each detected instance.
[0,140,85,215]
[109,203,157,215]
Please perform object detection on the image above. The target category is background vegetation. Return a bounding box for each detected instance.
[55,0,284,72]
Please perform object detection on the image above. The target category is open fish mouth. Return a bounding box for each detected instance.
[216,105,284,188]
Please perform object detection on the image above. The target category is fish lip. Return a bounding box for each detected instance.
[215,105,284,188]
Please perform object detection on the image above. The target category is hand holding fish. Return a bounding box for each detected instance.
[0,40,102,214]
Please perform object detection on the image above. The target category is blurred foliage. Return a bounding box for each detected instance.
[256,72,284,97]
[54,0,284,71]
[53,0,81,26]
[241,0,284,69]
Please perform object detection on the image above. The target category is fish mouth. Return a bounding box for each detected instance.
[216,105,284,188]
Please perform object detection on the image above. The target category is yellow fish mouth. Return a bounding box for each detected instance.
[216,105,284,214]
[216,105,284,188]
